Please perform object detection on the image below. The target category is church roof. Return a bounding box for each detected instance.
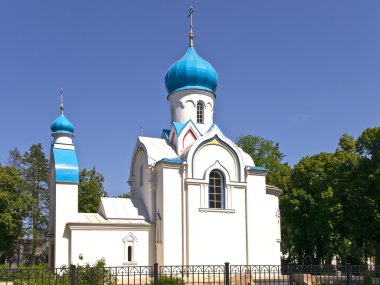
[165,47,218,95]
[172,120,202,137]
[238,147,255,166]
[70,213,150,226]
[99,197,149,221]
[51,114,74,134]
[138,136,179,165]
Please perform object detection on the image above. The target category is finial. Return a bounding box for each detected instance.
[60,88,64,115]
[188,6,194,47]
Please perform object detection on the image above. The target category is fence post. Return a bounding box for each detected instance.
[345,263,351,285]
[153,263,159,285]
[225,262,230,285]
[70,264,76,285]
[289,264,294,285]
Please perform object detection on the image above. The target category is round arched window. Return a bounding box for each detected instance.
[197,102,204,124]
[209,170,224,208]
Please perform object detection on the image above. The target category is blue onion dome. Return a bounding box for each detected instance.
[51,114,74,134]
[165,47,218,94]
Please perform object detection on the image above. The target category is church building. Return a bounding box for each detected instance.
[48,11,282,268]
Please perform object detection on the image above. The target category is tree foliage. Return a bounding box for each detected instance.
[238,130,380,265]
[281,129,380,265]
[21,144,49,265]
[236,135,291,191]
[78,167,107,213]
[0,165,28,264]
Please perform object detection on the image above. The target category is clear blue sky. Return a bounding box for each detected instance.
[1,1,379,197]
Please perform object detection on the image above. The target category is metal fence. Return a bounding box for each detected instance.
[1,264,379,285]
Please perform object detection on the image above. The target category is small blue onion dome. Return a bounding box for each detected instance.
[51,114,74,134]
[165,47,218,94]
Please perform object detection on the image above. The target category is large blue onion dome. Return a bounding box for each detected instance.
[51,114,74,134]
[165,47,218,94]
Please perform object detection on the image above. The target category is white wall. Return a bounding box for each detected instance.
[132,150,154,221]
[187,184,247,265]
[54,183,78,267]
[246,174,281,265]
[70,228,150,266]
[159,165,184,265]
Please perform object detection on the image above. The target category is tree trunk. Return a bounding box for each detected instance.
[376,233,380,266]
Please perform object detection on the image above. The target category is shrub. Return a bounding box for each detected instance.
[75,258,116,285]
[154,275,185,285]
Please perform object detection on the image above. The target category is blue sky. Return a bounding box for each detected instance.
[1,1,379,197]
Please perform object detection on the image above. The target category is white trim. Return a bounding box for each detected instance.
[198,208,235,214]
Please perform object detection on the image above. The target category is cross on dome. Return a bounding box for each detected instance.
[60,88,64,115]
[188,6,194,47]
[51,88,74,135]
[164,7,219,95]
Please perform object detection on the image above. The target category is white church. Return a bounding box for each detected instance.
[48,13,282,268]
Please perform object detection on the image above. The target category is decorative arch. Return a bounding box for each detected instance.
[184,99,196,108]
[203,160,231,183]
[176,101,186,109]
[191,134,242,182]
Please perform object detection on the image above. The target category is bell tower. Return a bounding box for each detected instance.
[48,89,79,268]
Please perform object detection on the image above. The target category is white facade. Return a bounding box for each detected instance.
[48,33,282,267]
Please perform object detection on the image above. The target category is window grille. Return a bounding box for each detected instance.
[197,102,204,124]
[209,170,224,208]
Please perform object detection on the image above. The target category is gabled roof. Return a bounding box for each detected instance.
[138,136,179,165]
[206,123,225,136]
[70,213,151,226]
[172,119,202,137]
[99,197,149,221]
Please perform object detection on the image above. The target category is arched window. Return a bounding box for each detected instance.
[197,102,204,124]
[209,170,224,208]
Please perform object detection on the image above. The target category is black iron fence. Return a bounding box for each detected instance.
[0,264,379,285]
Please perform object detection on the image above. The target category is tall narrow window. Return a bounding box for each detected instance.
[197,102,204,124]
[209,170,224,208]
[127,246,132,262]
[140,165,144,186]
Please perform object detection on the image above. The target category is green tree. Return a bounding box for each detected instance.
[356,127,380,265]
[22,144,49,265]
[236,135,291,190]
[7,148,23,174]
[0,165,28,264]
[281,152,347,264]
[78,167,107,213]
[281,131,379,265]
[118,192,131,198]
